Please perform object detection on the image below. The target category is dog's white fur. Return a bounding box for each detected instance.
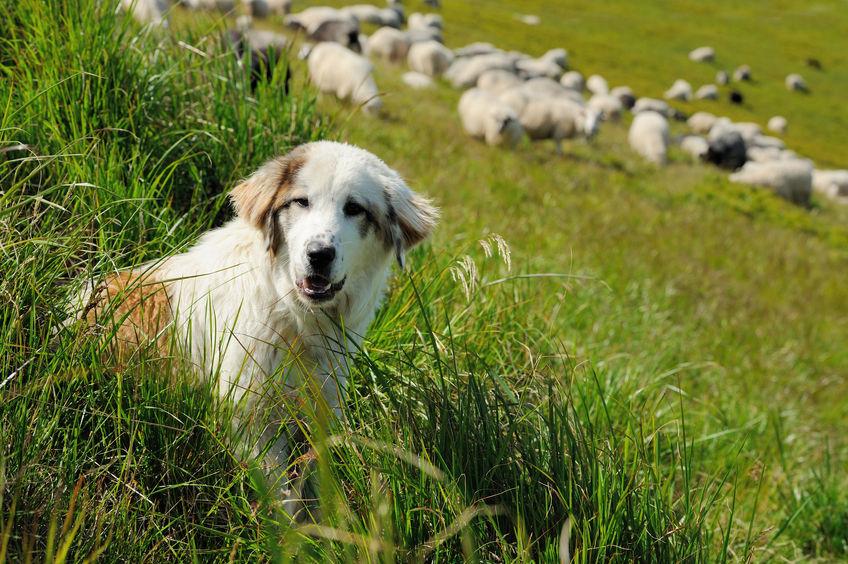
[77,141,437,494]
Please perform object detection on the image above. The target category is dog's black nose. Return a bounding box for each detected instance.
[307,242,336,270]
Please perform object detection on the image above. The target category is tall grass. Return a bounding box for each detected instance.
[0,0,843,561]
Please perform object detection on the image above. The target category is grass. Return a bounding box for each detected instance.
[2,0,848,561]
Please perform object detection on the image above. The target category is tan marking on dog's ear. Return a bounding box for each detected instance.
[85,270,172,359]
[382,177,439,268]
[229,147,309,230]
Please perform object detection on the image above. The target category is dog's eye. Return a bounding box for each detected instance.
[286,198,309,209]
[343,201,365,216]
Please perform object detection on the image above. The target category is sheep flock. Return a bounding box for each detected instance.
[124,0,848,208]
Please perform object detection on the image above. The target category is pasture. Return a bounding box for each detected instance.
[1,0,847,561]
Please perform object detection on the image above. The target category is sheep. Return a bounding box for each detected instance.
[407,40,454,77]
[285,7,356,32]
[244,0,291,18]
[458,88,524,147]
[812,170,848,199]
[407,27,443,45]
[586,74,609,95]
[785,73,807,91]
[628,111,669,165]
[445,52,515,88]
[688,111,717,134]
[541,48,568,69]
[516,57,563,80]
[688,46,715,62]
[341,5,403,28]
[633,97,671,116]
[402,71,434,89]
[716,70,729,85]
[477,69,522,94]
[706,125,746,170]
[226,27,290,92]
[733,64,751,81]
[695,84,719,100]
[729,90,744,104]
[408,12,443,30]
[307,42,382,114]
[122,0,168,25]
[365,27,410,63]
[588,93,624,121]
[560,71,584,91]
[517,13,541,25]
[747,147,797,163]
[768,116,788,135]
[664,79,692,101]
[680,135,709,160]
[610,86,635,109]
[729,159,813,205]
[518,98,599,154]
[182,0,234,12]
[523,77,583,102]
[454,42,500,58]
[749,135,785,150]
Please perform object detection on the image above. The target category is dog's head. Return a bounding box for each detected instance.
[230,141,438,310]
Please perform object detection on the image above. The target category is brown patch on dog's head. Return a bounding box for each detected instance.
[229,146,309,256]
[381,172,439,268]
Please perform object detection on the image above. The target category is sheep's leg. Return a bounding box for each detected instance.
[555,138,564,156]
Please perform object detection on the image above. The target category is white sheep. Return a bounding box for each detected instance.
[402,71,434,89]
[458,88,524,147]
[560,71,584,91]
[454,42,500,58]
[407,40,454,77]
[307,42,382,114]
[406,27,443,44]
[445,52,515,88]
[244,0,291,17]
[746,146,797,163]
[516,57,563,80]
[610,86,635,109]
[716,70,729,85]
[285,7,357,32]
[628,111,669,165]
[695,84,719,100]
[408,12,443,30]
[477,69,522,94]
[588,93,623,121]
[733,64,751,81]
[729,159,813,205]
[341,5,402,28]
[518,98,599,154]
[785,73,807,91]
[664,79,692,101]
[768,116,788,134]
[541,48,568,69]
[688,111,717,134]
[633,97,671,116]
[586,74,609,95]
[679,135,709,160]
[688,46,715,62]
[812,170,848,199]
[365,27,410,63]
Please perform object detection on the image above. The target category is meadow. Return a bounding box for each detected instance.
[1,0,847,561]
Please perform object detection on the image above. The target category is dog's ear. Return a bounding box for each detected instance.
[229,148,307,256]
[383,172,439,268]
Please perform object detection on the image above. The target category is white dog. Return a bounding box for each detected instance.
[75,141,438,498]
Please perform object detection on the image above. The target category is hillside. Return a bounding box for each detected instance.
[2,0,847,561]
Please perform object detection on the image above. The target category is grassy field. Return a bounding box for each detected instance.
[2,0,848,561]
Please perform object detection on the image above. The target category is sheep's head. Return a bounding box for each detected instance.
[581,108,601,140]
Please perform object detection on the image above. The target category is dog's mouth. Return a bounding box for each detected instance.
[296,275,346,303]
